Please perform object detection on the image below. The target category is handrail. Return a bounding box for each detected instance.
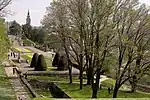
[13,67,39,98]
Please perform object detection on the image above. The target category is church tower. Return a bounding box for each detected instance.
[26,10,31,25]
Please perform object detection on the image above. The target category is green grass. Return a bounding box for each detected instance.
[33,97,54,100]
[56,82,150,98]
[24,48,33,52]
[11,47,20,53]
[45,57,54,70]
[21,55,32,64]
[32,98,150,100]
[28,76,150,98]
[23,39,35,46]
[36,89,52,98]
[0,65,16,100]
[29,76,82,83]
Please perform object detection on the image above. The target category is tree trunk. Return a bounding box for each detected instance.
[69,65,72,84]
[131,82,137,93]
[80,70,83,89]
[92,68,101,98]
[96,68,101,89]
[92,83,97,98]
[113,84,119,98]
[86,67,93,85]
[130,77,137,93]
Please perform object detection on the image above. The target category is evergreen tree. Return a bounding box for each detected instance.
[35,54,47,71]
[30,53,39,68]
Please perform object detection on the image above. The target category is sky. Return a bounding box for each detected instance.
[5,0,52,26]
[4,0,150,26]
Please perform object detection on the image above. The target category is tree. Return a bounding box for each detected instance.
[42,0,150,98]
[22,24,32,39]
[112,1,150,98]
[0,0,11,11]
[30,53,39,68]
[42,0,73,84]
[45,34,62,51]
[128,6,150,92]
[42,0,115,93]
[0,18,9,62]
[9,20,21,36]
[0,0,12,17]
[35,54,47,71]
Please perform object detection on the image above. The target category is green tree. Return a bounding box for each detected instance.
[22,24,32,39]
[30,53,39,68]
[35,54,47,71]
[9,20,21,36]
[0,18,9,62]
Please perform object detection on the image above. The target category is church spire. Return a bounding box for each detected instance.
[26,9,31,25]
[28,9,30,16]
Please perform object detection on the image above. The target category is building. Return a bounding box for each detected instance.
[26,10,31,25]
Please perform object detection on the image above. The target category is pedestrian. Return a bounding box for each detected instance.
[8,54,10,59]
[18,52,20,60]
[11,52,12,56]
[13,52,15,58]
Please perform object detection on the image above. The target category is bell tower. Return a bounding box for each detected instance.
[26,9,31,25]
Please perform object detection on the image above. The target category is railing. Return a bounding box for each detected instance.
[13,67,39,98]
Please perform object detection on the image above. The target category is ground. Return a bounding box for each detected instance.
[4,35,150,99]
[28,75,150,98]
[0,64,16,100]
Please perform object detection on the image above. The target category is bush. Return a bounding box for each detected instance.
[52,52,68,71]
[35,54,47,71]
[30,53,39,68]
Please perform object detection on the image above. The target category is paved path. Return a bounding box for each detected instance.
[3,61,30,100]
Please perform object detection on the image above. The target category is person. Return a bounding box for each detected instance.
[11,52,12,56]
[13,52,15,58]
[18,52,20,60]
[8,54,10,59]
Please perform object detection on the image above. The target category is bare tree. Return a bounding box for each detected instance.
[0,0,12,16]
[112,0,150,98]
[42,0,150,98]
[128,5,150,92]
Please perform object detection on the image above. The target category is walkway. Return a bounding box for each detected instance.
[3,60,30,100]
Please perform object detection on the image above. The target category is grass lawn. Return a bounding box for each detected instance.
[32,98,150,100]
[29,76,84,83]
[33,97,54,100]
[28,76,150,98]
[56,82,150,98]
[21,54,32,64]
[24,48,32,53]
[36,89,52,98]
[0,65,16,100]
[24,48,33,52]
[11,47,20,53]
[29,76,150,98]
[11,47,32,53]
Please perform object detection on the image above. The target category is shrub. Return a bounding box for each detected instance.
[30,53,39,68]
[35,54,47,71]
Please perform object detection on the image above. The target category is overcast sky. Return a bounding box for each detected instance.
[5,0,150,26]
